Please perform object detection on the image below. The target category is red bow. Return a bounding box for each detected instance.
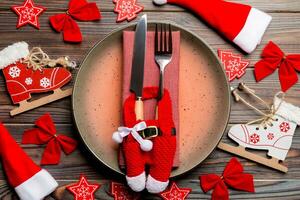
[49,0,101,42]
[200,158,254,200]
[255,41,300,92]
[22,113,78,165]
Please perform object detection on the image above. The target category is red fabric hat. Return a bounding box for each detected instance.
[0,123,58,200]
[153,0,272,54]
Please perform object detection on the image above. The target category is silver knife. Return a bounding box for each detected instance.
[130,14,147,120]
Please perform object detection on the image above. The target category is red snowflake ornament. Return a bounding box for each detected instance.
[280,122,290,133]
[250,133,260,144]
[218,50,249,82]
[67,175,100,200]
[267,133,274,140]
[11,0,46,29]
[110,182,140,200]
[160,182,192,200]
[113,0,143,22]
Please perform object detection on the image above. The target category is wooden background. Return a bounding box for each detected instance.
[0,0,300,199]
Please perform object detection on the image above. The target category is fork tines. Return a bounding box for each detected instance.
[155,24,173,54]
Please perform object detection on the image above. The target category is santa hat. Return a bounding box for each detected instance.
[153,0,272,54]
[0,123,58,200]
[0,42,29,69]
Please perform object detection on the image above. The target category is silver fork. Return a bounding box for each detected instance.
[155,23,173,101]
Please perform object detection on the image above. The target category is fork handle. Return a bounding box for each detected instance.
[157,70,164,101]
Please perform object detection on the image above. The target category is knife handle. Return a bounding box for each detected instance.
[135,97,144,120]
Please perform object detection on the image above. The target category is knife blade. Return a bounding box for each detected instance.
[130,14,147,120]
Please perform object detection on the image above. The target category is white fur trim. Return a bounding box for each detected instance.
[146,175,169,193]
[274,96,300,125]
[153,0,167,5]
[126,172,146,192]
[0,42,29,69]
[15,169,58,200]
[233,8,272,54]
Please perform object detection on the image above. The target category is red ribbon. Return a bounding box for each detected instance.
[200,158,254,200]
[22,113,78,165]
[49,0,101,42]
[255,41,300,92]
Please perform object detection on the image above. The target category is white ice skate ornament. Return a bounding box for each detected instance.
[218,83,300,173]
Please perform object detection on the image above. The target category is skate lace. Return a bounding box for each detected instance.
[232,83,285,129]
[23,47,77,71]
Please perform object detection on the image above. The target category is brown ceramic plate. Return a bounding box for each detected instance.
[72,22,230,177]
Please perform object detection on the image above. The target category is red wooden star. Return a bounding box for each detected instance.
[67,175,100,200]
[113,0,143,22]
[11,0,46,29]
[110,182,141,200]
[218,50,250,82]
[160,182,192,200]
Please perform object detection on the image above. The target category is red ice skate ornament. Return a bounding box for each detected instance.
[218,50,249,82]
[22,113,78,165]
[254,41,300,92]
[218,83,300,173]
[0,42,75,116]
[11,0,46,29]
[112,87,176,193]
[153,0,271,54]
[200,158,254,200]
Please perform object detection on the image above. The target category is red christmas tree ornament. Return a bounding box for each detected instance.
[159,182,192,200]
[254,41,300,92]
[49,0,101,42]
[67,175,100,200]
[200,158,255,200]
[22,113,78,165]
[11,0,46,29]
[110,182,141,200]
[113,0,144,22]
[218,50,250,82]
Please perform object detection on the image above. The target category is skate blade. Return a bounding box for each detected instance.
[218,142,288,173]
[10,88,73,116]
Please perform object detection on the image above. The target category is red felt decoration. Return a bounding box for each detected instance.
[49,0,101,43]
[22,113,78,165]
[11,0,46,29]
[254,41,300,92]
[200,158,255,200]
[110,182,141,200]
[160,182,192,200]
[67,175,100,200]
[120,87,176,192]
[218,50,249,82]
[113,0,143,22]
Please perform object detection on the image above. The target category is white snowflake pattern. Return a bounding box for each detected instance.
[228,59,241,73]
[8,66,21,78]
[279,122,290,133]
[21,7,35,21]
[25,77,33,85]
[40,77,50,88]
[121,1,134,14]
[76,185,91,198]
